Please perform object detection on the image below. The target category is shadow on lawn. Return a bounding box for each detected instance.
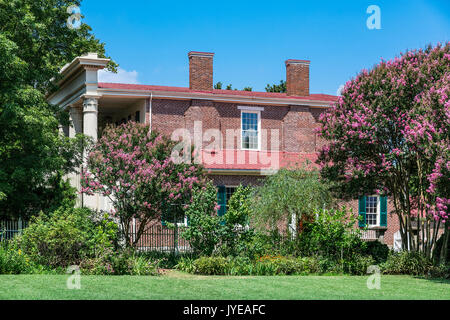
[413,276,450,284]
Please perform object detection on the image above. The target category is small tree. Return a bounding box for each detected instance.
[81,122,207,247]
[250,166,334,236]
[181,183,223,256]
[317,43,449,258]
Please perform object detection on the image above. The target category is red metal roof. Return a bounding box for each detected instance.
[199,149,318,171]
[98,82,338,102]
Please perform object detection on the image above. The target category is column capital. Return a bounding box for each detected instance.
[82,97,98,114]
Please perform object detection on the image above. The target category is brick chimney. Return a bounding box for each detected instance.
[285,59,310,96]
[188,51,214,91]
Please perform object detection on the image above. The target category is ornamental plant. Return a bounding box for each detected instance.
[317,43,449,260]
[81,122,207,247]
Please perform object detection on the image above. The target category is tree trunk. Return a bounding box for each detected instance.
[439,220,449,265]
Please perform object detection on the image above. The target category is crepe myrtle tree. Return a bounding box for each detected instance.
[81,122,208,247]
[317,43,449,259]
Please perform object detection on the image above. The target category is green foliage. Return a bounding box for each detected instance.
[0,0,116,91]
[342,255,375,275]
[381,251,433,275]
[175,256,197,274]
[298,207,367,261]
[265,80,286,93]
[0,0,110,218]
[80,249,160,276]
[180,255,373,276]
[14,206,118,268]
[250,167,334,235]
[364,241,390,264]
[181,183,224,256]
[225,185,252,226]
[0,243,35,274]
[193,256,229,275]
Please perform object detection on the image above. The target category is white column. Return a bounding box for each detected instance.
[69,106,83,207]
[83,97,98,142]
[82,97,99,210]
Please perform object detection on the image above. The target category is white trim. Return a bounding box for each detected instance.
[240,110,261,151]
[365,195,381,228]
[237,105,264,111]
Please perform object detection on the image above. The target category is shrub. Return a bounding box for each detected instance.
[298,207,367,261]
[15,206,118,268]
[0,243,34,274]
[193,256,229,275]
[80,249,160,275]
[342,255,375,275]
[250,166,335,235]
[381,251,433,275]
[364,241,389,264]
[181,183,224,256]
[175,256,196,274]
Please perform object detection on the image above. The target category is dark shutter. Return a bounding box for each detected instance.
[135,111,140,123]
[217,186,226,216]
[380,196,387,227]
[358,196,366,227]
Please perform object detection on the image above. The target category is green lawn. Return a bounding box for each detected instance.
[0,271,448,300]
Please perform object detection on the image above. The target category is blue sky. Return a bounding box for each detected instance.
[83,0,450,95]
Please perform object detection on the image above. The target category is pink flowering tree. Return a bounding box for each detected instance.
[317,43,449,260]
[81,122,208,247]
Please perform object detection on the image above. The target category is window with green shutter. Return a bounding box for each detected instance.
[380,196,387,227]
[217,185,226,216]
[358,196,366,227]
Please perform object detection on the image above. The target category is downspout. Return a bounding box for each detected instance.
[148,92,153,133]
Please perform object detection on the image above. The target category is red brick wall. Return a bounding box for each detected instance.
[146,97,411,249]
[148,98,325,154]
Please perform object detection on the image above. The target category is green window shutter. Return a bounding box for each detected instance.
[358,196,366,227]
[217,185,226,216]
[380,196,387,227]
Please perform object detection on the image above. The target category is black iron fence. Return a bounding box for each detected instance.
[0,219,28,241]
[129,224,191,253]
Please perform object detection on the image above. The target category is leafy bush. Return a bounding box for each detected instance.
[342,255,375,275]
[0,244,34,274]
[14,206,118,268]
[364,241,389,264]
[250,166,334,235]
[381,251,433,275]
[181,183,224,256]
[183,255,339,276]
[80,249,160,275]
[175,256,196,274]
[298,207,367,261]
[193,256,229,275]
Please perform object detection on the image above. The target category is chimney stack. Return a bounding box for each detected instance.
[188,51,214,91]
[285,59,310,96]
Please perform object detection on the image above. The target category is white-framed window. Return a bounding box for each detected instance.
[225,186,237,209]
[241,110,261,150]
[365,195,380,227]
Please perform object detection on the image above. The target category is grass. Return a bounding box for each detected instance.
[0,270,449,300]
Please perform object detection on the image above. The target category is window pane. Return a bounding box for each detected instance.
[241,112,259,149]
[365,196,378,226]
